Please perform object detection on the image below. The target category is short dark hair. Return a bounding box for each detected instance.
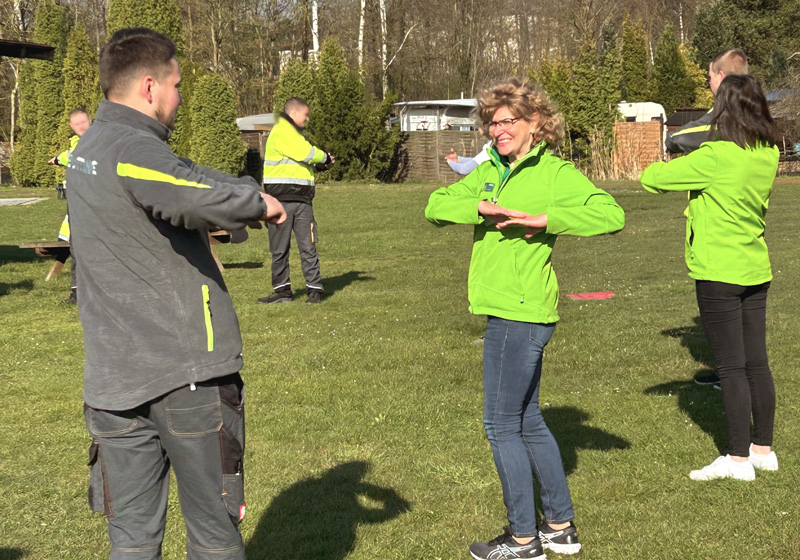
[284,97,308,113]
[711,48,748,75]
[709,74,780,149]
[100,27,177,99]
[69,107,89,118]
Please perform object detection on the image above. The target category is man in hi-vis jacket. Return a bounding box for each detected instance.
[666,48,748,155]
[67,27,285,560]
[259,97,334,304]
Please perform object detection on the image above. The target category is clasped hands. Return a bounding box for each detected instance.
[478,200,546,239]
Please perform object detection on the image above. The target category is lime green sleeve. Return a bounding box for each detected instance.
[424,168,485,226]
[640,144,717,193]
[57,149,70,166]
[545,163,625,236]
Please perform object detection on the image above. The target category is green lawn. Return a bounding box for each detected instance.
[1,178,800,560]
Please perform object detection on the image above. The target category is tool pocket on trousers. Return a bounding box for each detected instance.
[219,373,245,526]
[222,474,245,527]
[87,440,113,517]
[165,383,223,437]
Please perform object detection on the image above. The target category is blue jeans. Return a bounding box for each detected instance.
[483,316,574,537]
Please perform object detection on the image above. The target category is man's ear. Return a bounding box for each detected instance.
[140,75,156,104]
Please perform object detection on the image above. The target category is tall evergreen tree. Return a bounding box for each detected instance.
[571,41,604,140]
[532,57,574,157]
[680,44,714,109]
[32,0,70,188]
[9,62,38,187]
[106,0,185,53]
[52,24,101,182]
[273,60,316,115]
[169,59,203,158]
[621,16,652,102]
[599,21,623,135]
[190,74,247,175]
[691,1,736,70]
[653,24,694,116]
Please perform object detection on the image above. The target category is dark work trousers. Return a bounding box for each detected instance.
[85,373,246,560]
[267,201,322,293]
[696,280,775,457]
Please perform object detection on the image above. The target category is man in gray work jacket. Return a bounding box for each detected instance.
[67,27,286,560]
[666,48,748,154]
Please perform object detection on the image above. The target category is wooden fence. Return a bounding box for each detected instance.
[612,121,664,179]
[388,131,486,183]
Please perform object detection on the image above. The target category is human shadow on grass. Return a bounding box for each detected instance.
[542,406,631,475]
[0,245,39,264]
[661,317,715,373]
[245,461,411,560]
[643,380,726,454]
[319,271,375,299]
[0,280,34,297]
[0,548,26,560]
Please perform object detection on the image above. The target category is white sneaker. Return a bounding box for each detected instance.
[749,444,779,471]
[689,455,755,481]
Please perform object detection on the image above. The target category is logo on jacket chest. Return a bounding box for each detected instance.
[483,182,495,192]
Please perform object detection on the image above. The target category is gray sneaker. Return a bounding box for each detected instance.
[469,528,546,560]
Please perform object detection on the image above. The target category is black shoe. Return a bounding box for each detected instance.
[257,290,292,304]
[538,521,582,555]
[64,289,77,305]
[694,371,720,386]
[469,528,546,560]
[306,290,322,304]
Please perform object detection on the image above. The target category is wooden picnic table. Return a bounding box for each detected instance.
[19,230,238,281]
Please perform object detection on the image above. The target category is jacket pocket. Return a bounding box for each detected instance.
[202,284,214,352]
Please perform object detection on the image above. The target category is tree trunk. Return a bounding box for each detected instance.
[9,61,19,151]
[378,0,388,97]
[358,0,366,72]
[311,0,320,60]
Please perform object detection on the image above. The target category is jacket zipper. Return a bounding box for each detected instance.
[202,284,214,352]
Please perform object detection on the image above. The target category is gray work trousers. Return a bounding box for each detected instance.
[267,201,322,292]
[85,374,246,560]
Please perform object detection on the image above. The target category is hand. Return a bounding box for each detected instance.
[260,192,286,226]
[48,156,58,166]
[477,200,529,224]
[327,153,335,165]
[445,148,459,163]
[495,213,548,238]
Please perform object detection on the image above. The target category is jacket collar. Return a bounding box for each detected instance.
[488,140,548,170]
[280,112,304,133]
[95,99,172,141]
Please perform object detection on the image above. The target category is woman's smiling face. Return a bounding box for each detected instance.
[489,106,539,162]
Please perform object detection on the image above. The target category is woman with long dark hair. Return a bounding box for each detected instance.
[641,74,781,480]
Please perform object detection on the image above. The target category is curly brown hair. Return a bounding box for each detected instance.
[477,79,565,148]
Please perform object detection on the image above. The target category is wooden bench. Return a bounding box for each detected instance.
[19,230,238,281]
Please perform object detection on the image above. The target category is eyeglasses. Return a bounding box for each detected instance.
[487,117,522,130]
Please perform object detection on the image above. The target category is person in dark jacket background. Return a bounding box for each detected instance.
[68,27,285,560]
[259,97,334,304]
[665,48,748,155]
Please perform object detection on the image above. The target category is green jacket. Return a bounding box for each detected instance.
[57,134,80,166]
[262,113,329,203]
[425,142,625,323]
[640,141,779,285]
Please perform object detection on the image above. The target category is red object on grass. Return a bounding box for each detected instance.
[566,291,616,300]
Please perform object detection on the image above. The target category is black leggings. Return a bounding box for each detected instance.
[696,280,775,457]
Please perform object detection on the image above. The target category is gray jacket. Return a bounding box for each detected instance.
[665,109,713,154]
[67,100,266,410]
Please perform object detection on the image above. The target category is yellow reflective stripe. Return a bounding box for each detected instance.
[672,124,711,137]
[202,284,214,352]
[58,214,70,241]
[117,163,213,189]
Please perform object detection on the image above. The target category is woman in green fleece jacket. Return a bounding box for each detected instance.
[425,79,624,560]
[640,74,781,481]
